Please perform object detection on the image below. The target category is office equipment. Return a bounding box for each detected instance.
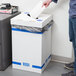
[0,3,18,14]
[0,12,20,71]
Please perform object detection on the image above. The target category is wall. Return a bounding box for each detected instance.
[52,0,72,58]
[0,0,73,58]
[45,0,73,58]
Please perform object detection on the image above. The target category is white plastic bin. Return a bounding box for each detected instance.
[11,12,53,73]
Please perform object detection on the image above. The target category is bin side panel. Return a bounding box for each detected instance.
[12,30,42,73]
[42,27,51,70]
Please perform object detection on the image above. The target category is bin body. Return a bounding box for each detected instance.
[11,13,52,73]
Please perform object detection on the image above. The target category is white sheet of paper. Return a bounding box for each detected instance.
[30,1,46,19]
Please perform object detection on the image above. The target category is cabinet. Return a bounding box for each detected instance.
[0,12,20,71]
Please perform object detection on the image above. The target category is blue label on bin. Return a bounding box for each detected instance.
[37,19,43,22]
[24,12,29,14]
[23,62,30,67]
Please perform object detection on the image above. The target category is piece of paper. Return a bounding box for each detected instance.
[30,1,46,19]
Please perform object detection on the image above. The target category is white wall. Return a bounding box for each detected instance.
[44,0,72,58]
[0,0,73,58]
[51,0,72,58]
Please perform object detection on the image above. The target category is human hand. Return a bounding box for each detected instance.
[42,0,52,8]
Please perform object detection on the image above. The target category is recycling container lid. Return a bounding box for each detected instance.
[11,12,53,28]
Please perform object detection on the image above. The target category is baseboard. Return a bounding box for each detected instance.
[51,55,74,63]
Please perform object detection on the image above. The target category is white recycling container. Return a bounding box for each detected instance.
[11,12,53,73]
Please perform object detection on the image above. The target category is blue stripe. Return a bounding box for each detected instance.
[48,55,51,60]
[45,59,48,63]
[41,63,45,68]
[32,65,42,69]
[32,63,45,69]
[32,55,51,69]
[12,61,21,65]
[12,28,43,34]
[23,62,30,67]
[45,55,51,63]
[12,55,51,69]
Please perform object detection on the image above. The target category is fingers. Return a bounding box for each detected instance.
[42,0,51,8]
[42,2,48,8]
[42,0,52,8]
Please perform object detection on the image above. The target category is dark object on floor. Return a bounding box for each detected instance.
[62,71,76,76]
[64,62,74,70]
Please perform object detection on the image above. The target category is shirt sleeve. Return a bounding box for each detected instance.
[52,0,58,3]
